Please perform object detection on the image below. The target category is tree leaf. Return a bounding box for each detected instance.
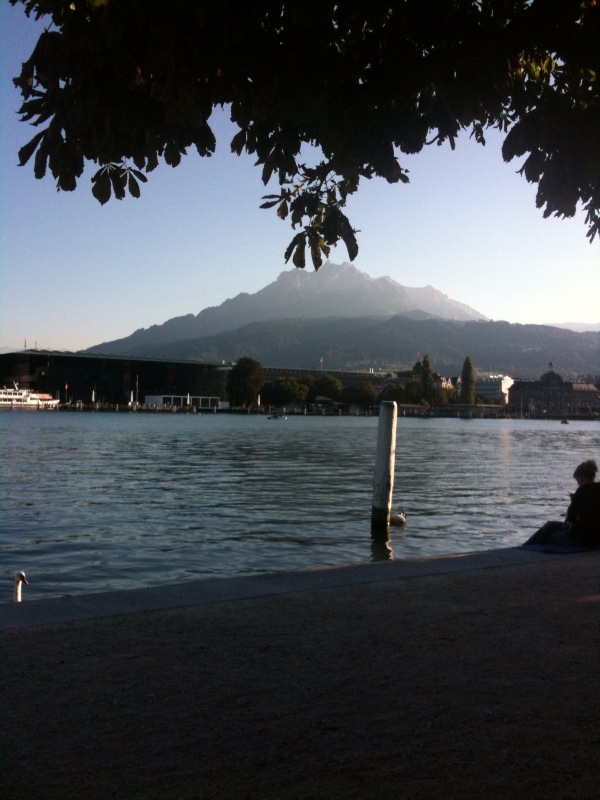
[146,151,159,172]
[91,169,112,205]
[292,237,306,269]
[284,232,307,267]
[337,213,359,261]
[230,128,247,156]
[109,169,126,200]
[277,199,289,220]
[310,242,323,270]
[164,141,182,167]
[128,172,141,198]
[33,141,48,179]
[18,130,45,166]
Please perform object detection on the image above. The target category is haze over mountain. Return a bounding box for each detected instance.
[87,262,488,355]
[83,262,600,378]
[544,322,600,333]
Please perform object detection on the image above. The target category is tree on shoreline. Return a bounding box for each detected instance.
[461,356,476,404]
[421,355,435,404]
[10,0,600,268]
[226,357,264,408]
[306,374,344,403]
[261,377,308,407]
[342,380,377,410]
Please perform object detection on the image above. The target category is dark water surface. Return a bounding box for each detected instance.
[1,411,598,599]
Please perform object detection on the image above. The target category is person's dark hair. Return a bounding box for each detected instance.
[573,459,598,481]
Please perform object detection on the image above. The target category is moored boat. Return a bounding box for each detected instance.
[0,383,60,410]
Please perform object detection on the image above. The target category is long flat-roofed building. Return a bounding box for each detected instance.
[0,350,229,407]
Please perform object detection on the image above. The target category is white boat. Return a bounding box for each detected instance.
[0,383,60,410]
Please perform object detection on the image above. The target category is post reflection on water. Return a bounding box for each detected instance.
[370,513,406,561]
[370,536,394,561]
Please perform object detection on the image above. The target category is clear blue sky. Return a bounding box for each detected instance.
[1,3,598,353]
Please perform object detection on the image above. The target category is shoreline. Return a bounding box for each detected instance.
[3,404,599,420]
[0,545,583,630]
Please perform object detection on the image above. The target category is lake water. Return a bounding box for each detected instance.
[1,411,598,600]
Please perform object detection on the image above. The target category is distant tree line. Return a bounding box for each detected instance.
[227,354,483,410]
[379,354,477,407]
[226,357,378,410]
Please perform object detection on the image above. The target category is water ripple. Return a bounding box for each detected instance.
[1,412,598,598]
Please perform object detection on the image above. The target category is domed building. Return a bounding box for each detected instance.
[509,363,600,418]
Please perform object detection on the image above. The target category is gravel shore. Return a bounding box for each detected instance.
[2,550,599,799]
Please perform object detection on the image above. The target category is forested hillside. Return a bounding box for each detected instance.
[99,316,600,379]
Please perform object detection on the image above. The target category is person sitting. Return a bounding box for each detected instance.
[524,459,600,549]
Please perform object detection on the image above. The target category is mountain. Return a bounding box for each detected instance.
[86,262,487,355]
[84,262,600,377]
[86,316,600,380]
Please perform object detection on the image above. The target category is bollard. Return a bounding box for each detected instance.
[371,401,397,537]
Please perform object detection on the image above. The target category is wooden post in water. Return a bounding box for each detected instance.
[371,401,397,536]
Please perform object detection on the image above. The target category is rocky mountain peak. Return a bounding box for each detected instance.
[87,261,487,355]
